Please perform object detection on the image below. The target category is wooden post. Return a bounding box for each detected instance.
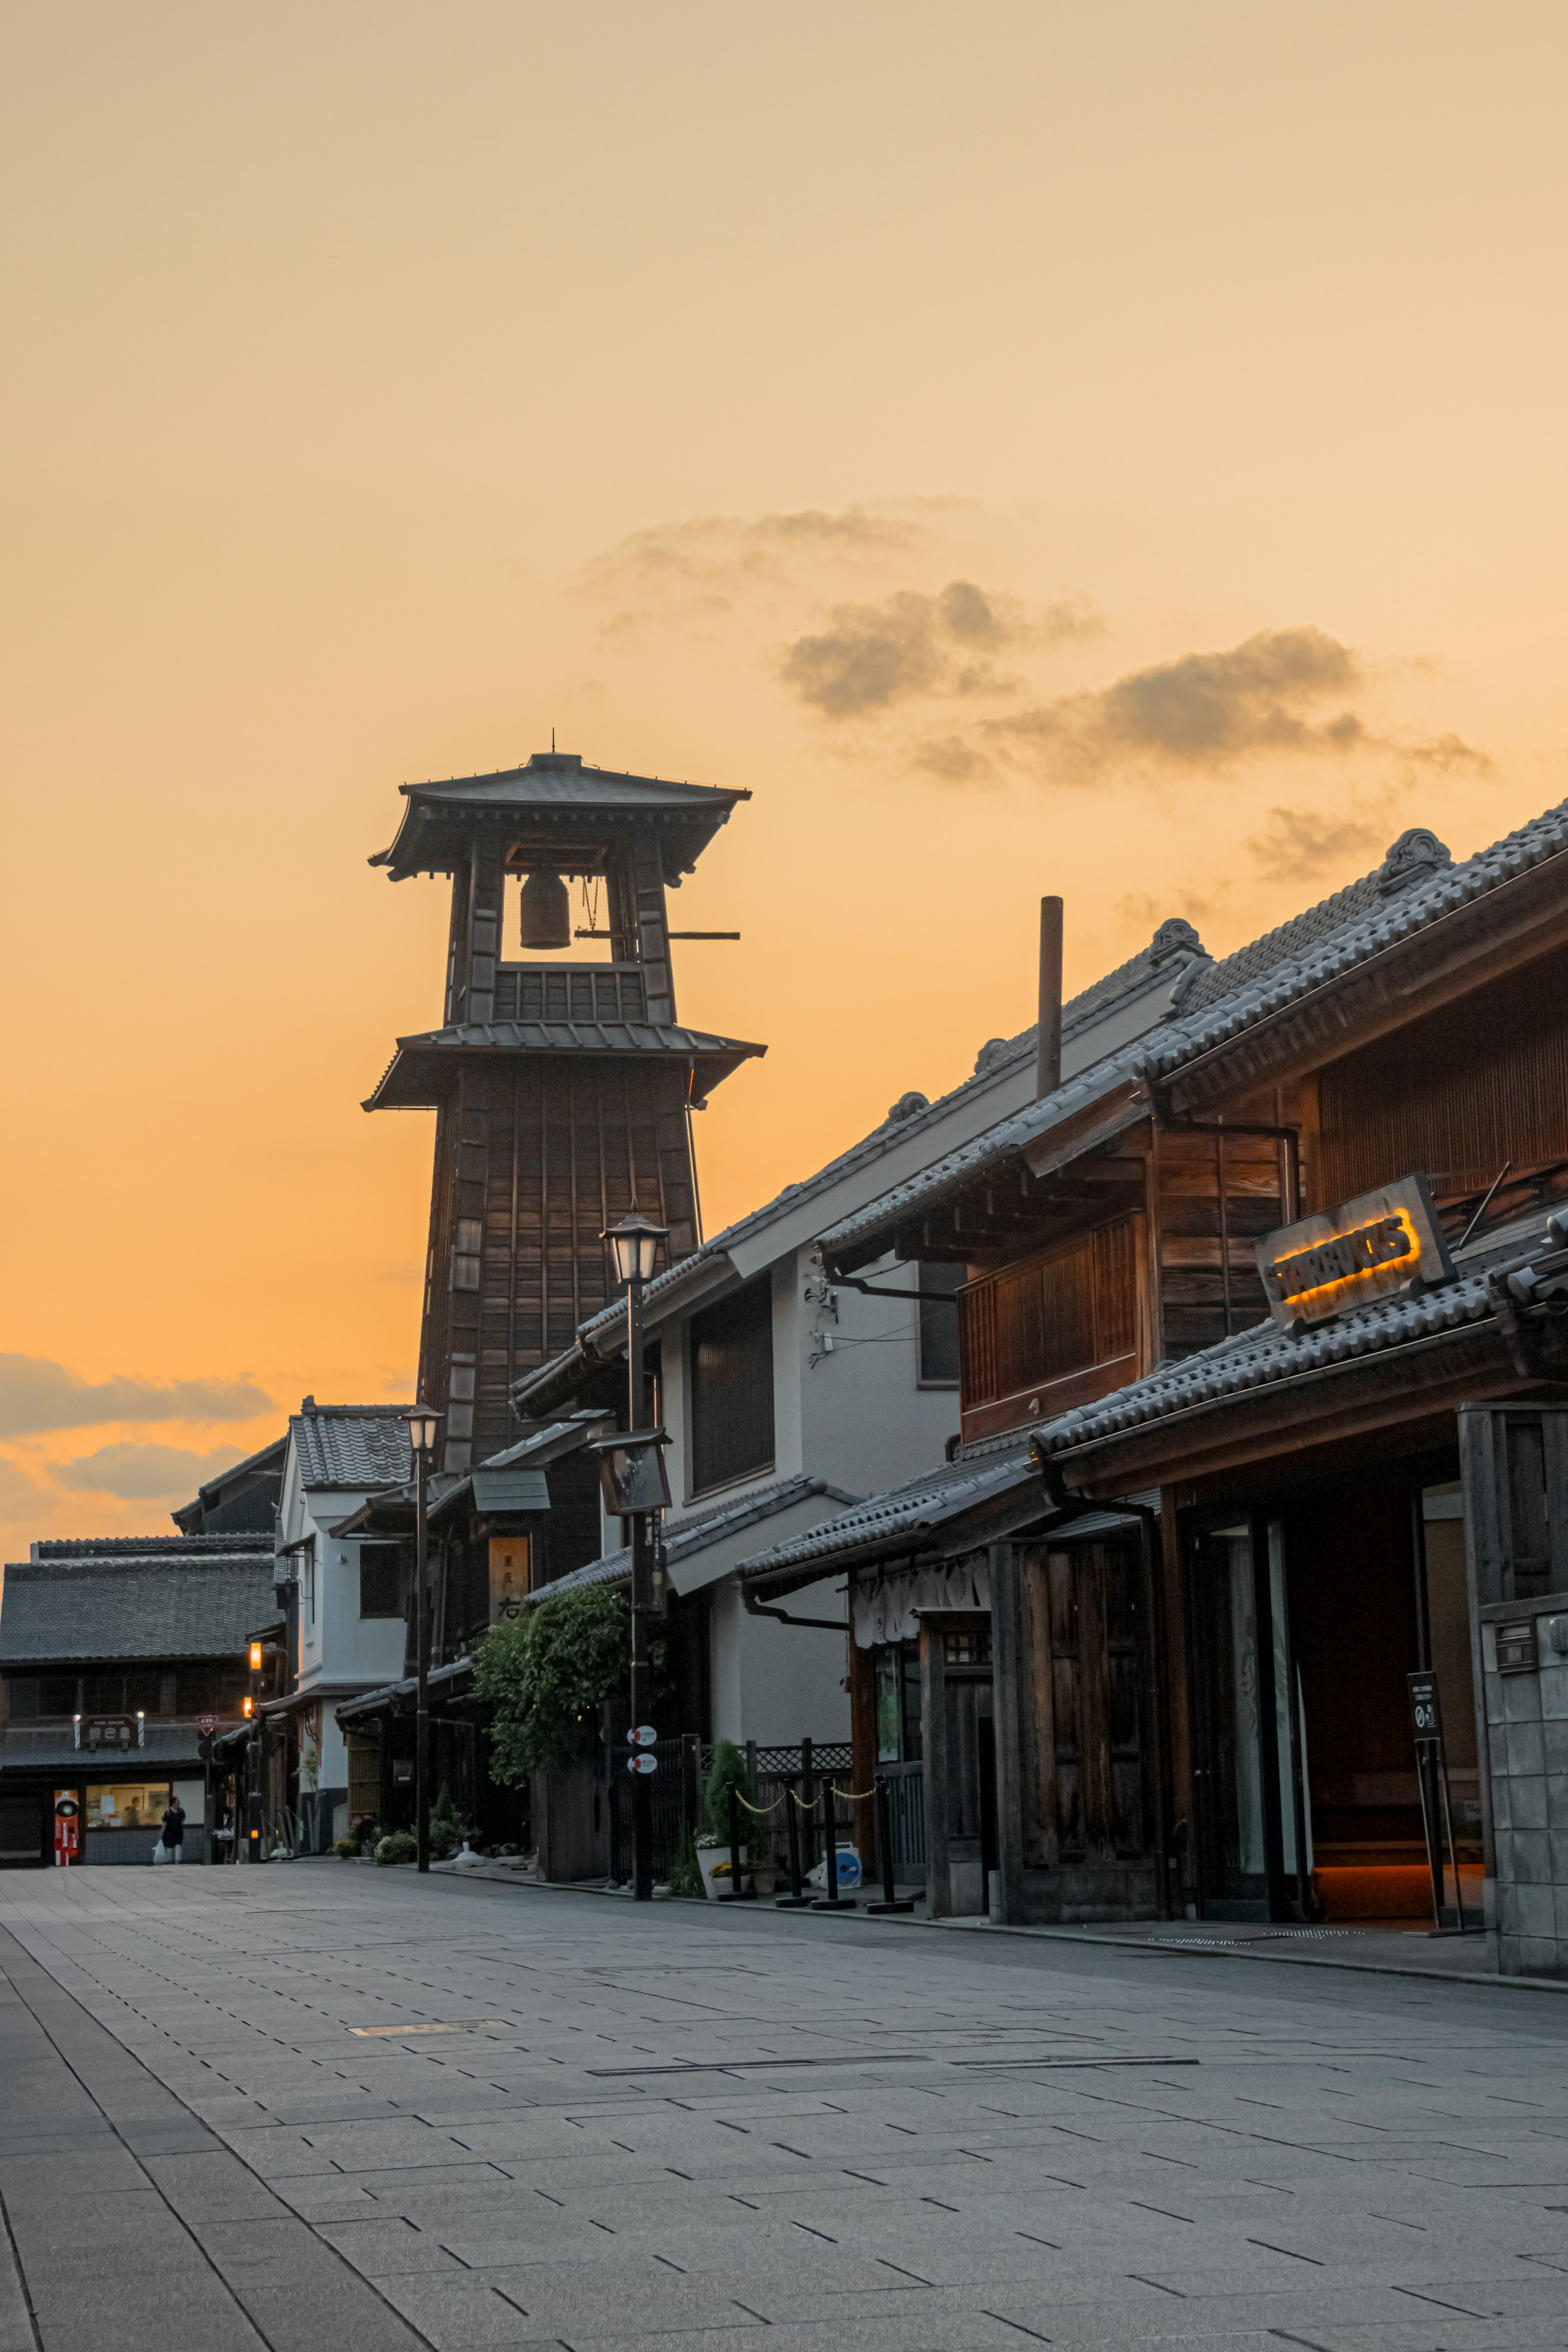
[988,1541,1027,1924]
[1036,898,1063,1100]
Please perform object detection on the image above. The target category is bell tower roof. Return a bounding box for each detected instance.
[371,750,751,884]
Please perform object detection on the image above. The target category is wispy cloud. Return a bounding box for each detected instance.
[0,1355,272,1439]
[54,1441,246,1500]
[1247,800,1398,883]
[782,580,1093,719]
[582,503,924,619]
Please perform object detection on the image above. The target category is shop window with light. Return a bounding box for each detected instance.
[86,1782,172,1833]
[359,1544,404,1619]
[917,1263,962,1387]
[874,1640,923,1763]
[689,1276,775,1495]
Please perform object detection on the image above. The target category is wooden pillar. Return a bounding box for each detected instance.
[1158,1487,1197,1913]
[848,1634,879,1878]
[919,1617,952,1917]
[988,1541,1027,1924]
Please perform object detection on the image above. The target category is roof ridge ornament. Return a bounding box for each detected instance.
[1376,826,1452,896]
[1148,915,1207,964]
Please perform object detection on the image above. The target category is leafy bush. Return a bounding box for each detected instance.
[473,1586,629,1782]
[333,1836,357,1860]
[375,1831,418,1866]
[667,1827,704,1899]
[429,1783,474,1857]
[702,1740,770,1864]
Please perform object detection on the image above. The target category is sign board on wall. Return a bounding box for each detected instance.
[1255,1174,1453,1330]
[488,1538,531,1623]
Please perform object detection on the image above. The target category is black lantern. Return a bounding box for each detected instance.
[591,1428,673,1516]
[399,1403,445,1459]
[601,1212,668,1287]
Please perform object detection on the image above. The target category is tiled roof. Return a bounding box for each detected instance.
[820,806,1568,1263]
[1033,1208,1548,1459]
[290,1404,417,1491]
[1137,806,1568,1079]
[737,1447,1038,1583]
[0,1544,277,1664]
[557,923,1208,1359]
[29,1534,270,1561]
[364,1020,765,1112]
[384,753,746,818]
[529,1474,862,1603]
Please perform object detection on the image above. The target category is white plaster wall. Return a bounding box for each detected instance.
[707,1573,850,1746]
[795,1248,961,1502]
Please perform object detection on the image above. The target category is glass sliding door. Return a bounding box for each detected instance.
[1188,1512,1305,1920]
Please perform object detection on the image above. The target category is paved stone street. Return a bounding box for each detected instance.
[3,1871,1568,2352]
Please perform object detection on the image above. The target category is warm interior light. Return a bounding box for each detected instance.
[601,1212,669,1287]
[248,1641,263,1672]
[242,1695,254,1718]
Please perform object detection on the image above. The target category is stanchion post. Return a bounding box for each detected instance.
[864,1775,914,1915]
[777,1777,811,1908]
[718,1782,755,1902]
[811,1777,851,1910]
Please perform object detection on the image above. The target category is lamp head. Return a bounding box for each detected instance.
[601,1212,669,1287]
[589,1427,673,1516]
[248,1641,263,1673]
[399,1403,445,1459]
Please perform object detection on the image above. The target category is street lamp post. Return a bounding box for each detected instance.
[399,1405,445,1874]
[601,1213,669,1902]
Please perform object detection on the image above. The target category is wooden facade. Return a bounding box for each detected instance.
[817,816,1568,1944]
[365,753,762,1472]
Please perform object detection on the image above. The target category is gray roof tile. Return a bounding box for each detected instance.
[0,1541,276,1664]
[529,1473,862,1603]
[735,1448,1037,1583]
[820,802,1568,1262]
[291,1405,417,1491]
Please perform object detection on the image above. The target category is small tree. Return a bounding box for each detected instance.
[702,1739,769,1864]
[473,1585,628,1783]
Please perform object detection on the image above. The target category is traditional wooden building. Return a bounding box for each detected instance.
[0,1535,272,1866]
[741,805,1568,1971]
[364,748,764,1475]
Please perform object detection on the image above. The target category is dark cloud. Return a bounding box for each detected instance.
[781,580,1090,719]
[977,627,1494,789]
[0,1355,272,1439]
[987,628,1366,784]
[55,1441,246,1500]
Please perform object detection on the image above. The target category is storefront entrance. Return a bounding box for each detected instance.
[1187,1466,1482,1924]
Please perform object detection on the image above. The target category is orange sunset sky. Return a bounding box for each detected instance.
[4,5,1568,1563]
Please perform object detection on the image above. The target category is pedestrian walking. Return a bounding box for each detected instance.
[160,1795,185,1865]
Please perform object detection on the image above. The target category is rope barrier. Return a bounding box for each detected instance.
[732,1791,786,1816]
[828,1784,877,1804]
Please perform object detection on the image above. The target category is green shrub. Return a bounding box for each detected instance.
[348,1817,381,1855]
[702,1740,770,1864]
[473,1585,629,1782]
[667,1827,704,1899]
[333,1837,357,1860]
[428,1783,474,1856]
[375,1831,418,1866]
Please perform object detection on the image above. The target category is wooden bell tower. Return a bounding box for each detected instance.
[366,751,763,1472]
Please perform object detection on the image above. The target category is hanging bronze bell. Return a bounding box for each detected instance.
[519,870,571,949]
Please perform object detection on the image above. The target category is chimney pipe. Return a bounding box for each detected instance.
[1036,896,1063,1100]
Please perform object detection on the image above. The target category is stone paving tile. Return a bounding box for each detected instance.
[5,1869,1568,2350]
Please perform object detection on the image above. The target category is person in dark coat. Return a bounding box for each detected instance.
[161,1797,186,1864]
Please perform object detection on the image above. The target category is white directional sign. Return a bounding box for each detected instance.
[628,1726,658,1747]
[627,1754,658,1776]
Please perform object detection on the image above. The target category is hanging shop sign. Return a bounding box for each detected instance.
[1255,1174,1453,1330]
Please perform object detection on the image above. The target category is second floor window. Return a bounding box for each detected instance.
[918,1261,962,1385]
[689,1275,775,1494]
[359,1544,403,1620]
